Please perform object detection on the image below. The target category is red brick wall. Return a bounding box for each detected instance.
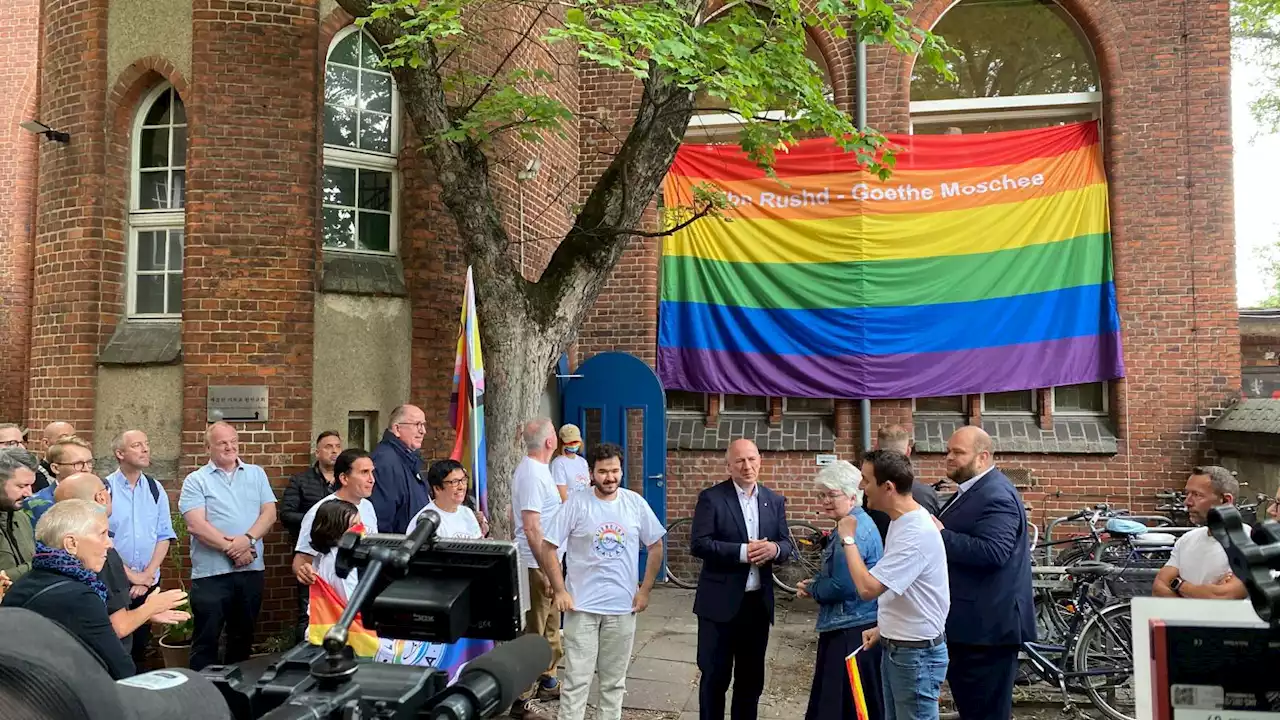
[27,0,110,438]
[577,0,1239,528]
[184,0,321,633]
[0,0,40,423]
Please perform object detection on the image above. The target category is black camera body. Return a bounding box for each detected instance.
[202,511,540,720]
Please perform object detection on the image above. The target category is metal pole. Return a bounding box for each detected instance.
[856,33,871,457]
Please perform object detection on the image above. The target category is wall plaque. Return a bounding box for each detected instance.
[207,386,269,423]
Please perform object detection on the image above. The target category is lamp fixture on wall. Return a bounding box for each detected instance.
[19,120,70,143]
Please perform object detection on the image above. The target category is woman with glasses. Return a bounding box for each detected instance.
[796,460,886,720]
[408,459,488,539]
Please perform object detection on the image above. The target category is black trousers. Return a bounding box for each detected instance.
[805,621,883,720]
[190,571,265,671]
[697,591,771,720]
[946,643,1020,720]
[294,581,310,645]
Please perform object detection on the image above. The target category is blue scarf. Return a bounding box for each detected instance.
[31,541,108,602]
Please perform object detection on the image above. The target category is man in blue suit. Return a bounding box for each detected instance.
[934,426,1034,720]
[691,439,794,720]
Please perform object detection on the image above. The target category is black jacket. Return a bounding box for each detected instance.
[864,482,943,543]
[281,463,332,539]
[2,567,136,679]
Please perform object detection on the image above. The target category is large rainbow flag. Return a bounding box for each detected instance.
[449,266,488,517]
[658,121,1124,399]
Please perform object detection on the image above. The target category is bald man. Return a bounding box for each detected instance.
[933,427,1034,720]
[34,421,74,492]
[55,473,188,652]
[691,439,794,720]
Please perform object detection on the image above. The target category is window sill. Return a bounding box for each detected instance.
[913,417,1117,455]
[99,320,182,366]
[667,416,835,452]
[321,250,407,297]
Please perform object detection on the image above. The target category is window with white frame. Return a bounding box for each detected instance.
[909,0,1101,135]
[129,84,186,318]
[1052,382,1107,414]
[323,27,399,254]
[981,390,1038,415]
[666,390,706,415]
[347,411,378,451]
[720,394,769,415]
[783,397,835,415]
[913,395,967,414]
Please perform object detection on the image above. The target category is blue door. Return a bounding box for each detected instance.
[561,352,667,572]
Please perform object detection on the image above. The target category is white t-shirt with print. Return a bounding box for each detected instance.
[296,493,380,556]
[512,456,563,569]
[550,453,591,495]
[545,488,666,615]
[1166,525,1245,585]
[407,501,483,539]
[869,508,950,642]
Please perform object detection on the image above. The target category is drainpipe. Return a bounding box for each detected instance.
[856,33,871,456]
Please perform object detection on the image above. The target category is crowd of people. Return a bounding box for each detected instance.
[0,411,1269,720]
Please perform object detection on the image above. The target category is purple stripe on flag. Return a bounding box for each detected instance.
[657,332,1125,399]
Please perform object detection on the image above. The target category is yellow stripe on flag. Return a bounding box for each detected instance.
[846,647,869,720]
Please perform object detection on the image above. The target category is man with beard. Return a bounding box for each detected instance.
[932,426,1034,720]
[1153,466,1247,600]
[538,443,666,720]
[0,447,38,581]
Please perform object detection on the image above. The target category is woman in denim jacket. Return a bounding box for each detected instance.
[796,460,885,720]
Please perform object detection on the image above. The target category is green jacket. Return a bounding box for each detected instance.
[0,509,35,582]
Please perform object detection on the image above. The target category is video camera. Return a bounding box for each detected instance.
[1207,504,1280,627]
[203,510,549,720]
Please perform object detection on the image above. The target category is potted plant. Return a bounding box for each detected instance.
[159,511,194,669]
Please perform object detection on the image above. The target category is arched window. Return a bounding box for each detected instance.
[910,0,1100,135]
[129,84,186,318]
[910,0,1107,418]
[323,27,399,254]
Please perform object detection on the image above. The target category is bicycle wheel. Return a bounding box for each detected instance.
[773,521,826,594]
[1072,602,1135,720]
[663,517,698,589]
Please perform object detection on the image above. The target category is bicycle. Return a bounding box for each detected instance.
[661,517,827,594]
[1022,560,1137,720]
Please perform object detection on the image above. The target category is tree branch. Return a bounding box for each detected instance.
[456,2,553,119]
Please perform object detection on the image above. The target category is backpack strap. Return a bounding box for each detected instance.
[146,476,161,505]
[18,579,73,608]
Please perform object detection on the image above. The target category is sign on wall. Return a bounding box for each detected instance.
[207,386,269,423]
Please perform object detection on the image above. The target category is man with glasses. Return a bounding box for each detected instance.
[25,435,94,527]
[369,404,429,533]
[0,424,26,449]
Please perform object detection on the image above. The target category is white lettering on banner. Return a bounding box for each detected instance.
[938,173,1045,198]
[718,172,1050,208]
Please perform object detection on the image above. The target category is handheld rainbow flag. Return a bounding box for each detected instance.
[449,266,488,517]
[845,646,870,720]
[658,121,1124,399]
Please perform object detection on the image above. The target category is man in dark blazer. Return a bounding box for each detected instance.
[691,438,794,720]
[933,426,1035,720]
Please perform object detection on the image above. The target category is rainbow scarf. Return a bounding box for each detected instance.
[658,121,1123,399]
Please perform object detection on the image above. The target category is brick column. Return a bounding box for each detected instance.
[27,0,110,436]
[185,0,320,635]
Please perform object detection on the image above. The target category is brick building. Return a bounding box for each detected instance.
[0,0,1238,635]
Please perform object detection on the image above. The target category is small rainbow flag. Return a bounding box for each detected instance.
[845,646,870,720]
[448,267,488,517]
[658,121,1124,399]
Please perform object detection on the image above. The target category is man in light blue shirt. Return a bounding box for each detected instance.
[179,422,277,671]
[105,429,176,665]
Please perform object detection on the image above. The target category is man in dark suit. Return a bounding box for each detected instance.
[691,439,794,720]
[864,424,941,541]
[933,426,1035,720]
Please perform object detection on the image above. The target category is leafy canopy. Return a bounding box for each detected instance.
[1235,0,1280,133]
[361,0,952,181]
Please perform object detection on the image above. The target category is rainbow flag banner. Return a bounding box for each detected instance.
[658,121,1124,399]
[449,266,488,517]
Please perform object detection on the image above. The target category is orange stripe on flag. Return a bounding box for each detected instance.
[846,648,869,720]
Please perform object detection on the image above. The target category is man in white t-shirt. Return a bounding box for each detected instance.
[290,449,379,586]
[509,417,564,720]
[1154,465,1248,600]
[836,450,950,720]
[537,442,666,720]
[550,424,591,501]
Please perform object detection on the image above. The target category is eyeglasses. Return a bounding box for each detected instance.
[396,422,427,431]
[56,460,94,471]
[0,440,23,448]
[441,478,468,487]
